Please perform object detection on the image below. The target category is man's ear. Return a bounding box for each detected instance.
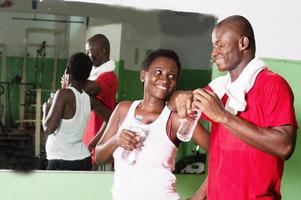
[239,36,250,50]
[140,70,145,83]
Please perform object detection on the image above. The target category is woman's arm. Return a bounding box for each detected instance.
[87,121,107,152]
[167,90,193,118]
[94,101,140,164]
[192,120,210,152]
[188,176,208,200]
[42,89,68,134]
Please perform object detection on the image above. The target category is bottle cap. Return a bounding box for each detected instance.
[135,115,143,122]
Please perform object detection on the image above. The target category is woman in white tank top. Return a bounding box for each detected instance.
[95,49,210,199]
[42,52,111,170]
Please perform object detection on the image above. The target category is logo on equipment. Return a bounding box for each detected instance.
[175,148,206,174]
[180,162,205,174]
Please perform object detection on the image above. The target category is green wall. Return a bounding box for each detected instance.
[212,58,301,199]
[0,170,203,200]
[0,56,67,127]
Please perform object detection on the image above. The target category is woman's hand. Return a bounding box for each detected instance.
[168,90,193,118]
[61,74,69,89]
[117,129,141,151]
[42,102,51,114]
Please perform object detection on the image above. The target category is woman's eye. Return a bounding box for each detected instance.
[169,74,176,79]
[155,70,161,75]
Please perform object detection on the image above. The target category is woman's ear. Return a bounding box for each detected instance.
[239,36,250,50]
[140,70,145,83]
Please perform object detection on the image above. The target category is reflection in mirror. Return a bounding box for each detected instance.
[0,0,214,171]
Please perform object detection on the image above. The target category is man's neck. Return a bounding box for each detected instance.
[95,58,110,68]
[230,55,255,81]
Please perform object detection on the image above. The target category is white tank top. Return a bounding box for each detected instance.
[112,100,180,200]
[46,87,91,160]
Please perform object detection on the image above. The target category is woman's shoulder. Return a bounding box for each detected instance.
[115,101,134,112]
[111,101,135,124]
[116,100,133,107]
[57,87,73,94]
[55,88,75,103]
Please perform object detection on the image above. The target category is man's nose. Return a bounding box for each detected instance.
[211,48,219,61]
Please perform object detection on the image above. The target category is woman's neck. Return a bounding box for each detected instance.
[69,82,83,92]
[139,98,166,113]
[135,98,166,124]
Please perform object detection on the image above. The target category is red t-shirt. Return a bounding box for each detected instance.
[83,71,118,162]
[206,69,298,200]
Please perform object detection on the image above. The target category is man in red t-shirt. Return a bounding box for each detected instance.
[172,15,298,200]
[83,34,118,168]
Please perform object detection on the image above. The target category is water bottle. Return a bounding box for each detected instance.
[121,126,146,164]
[176,109,201,142]
[47,92,56,104]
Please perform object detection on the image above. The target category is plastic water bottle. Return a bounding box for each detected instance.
[176,109,201,142]
[121,126,146,164]
[47,92,56,104]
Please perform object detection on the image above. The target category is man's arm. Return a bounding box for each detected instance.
[90,96,112,122]
[193,88,297,160]
[83,80,100,96]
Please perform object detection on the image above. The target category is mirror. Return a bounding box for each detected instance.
[0,0,214,171]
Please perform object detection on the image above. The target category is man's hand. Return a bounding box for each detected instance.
[193,88,227,123]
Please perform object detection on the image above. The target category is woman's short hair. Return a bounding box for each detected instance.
[67,52,92,83]
[142,49,182,76]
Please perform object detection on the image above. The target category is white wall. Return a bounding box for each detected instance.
[159,12,215,69]
[83,8,215,70]
[0,12,68,58]
[68,16,87,55]
[119,11,161,70]
[69,0,301,61]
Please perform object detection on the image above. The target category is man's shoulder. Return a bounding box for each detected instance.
[254,69,292,93]
[95,71,118,86]
[97,71,117,79]
[256,68,287,84]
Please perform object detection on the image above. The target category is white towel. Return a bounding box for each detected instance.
[89,60,116,81]
[209,57,267,115]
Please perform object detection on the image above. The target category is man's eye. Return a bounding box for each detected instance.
[217,43,224,48]
[213,43,223,48]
